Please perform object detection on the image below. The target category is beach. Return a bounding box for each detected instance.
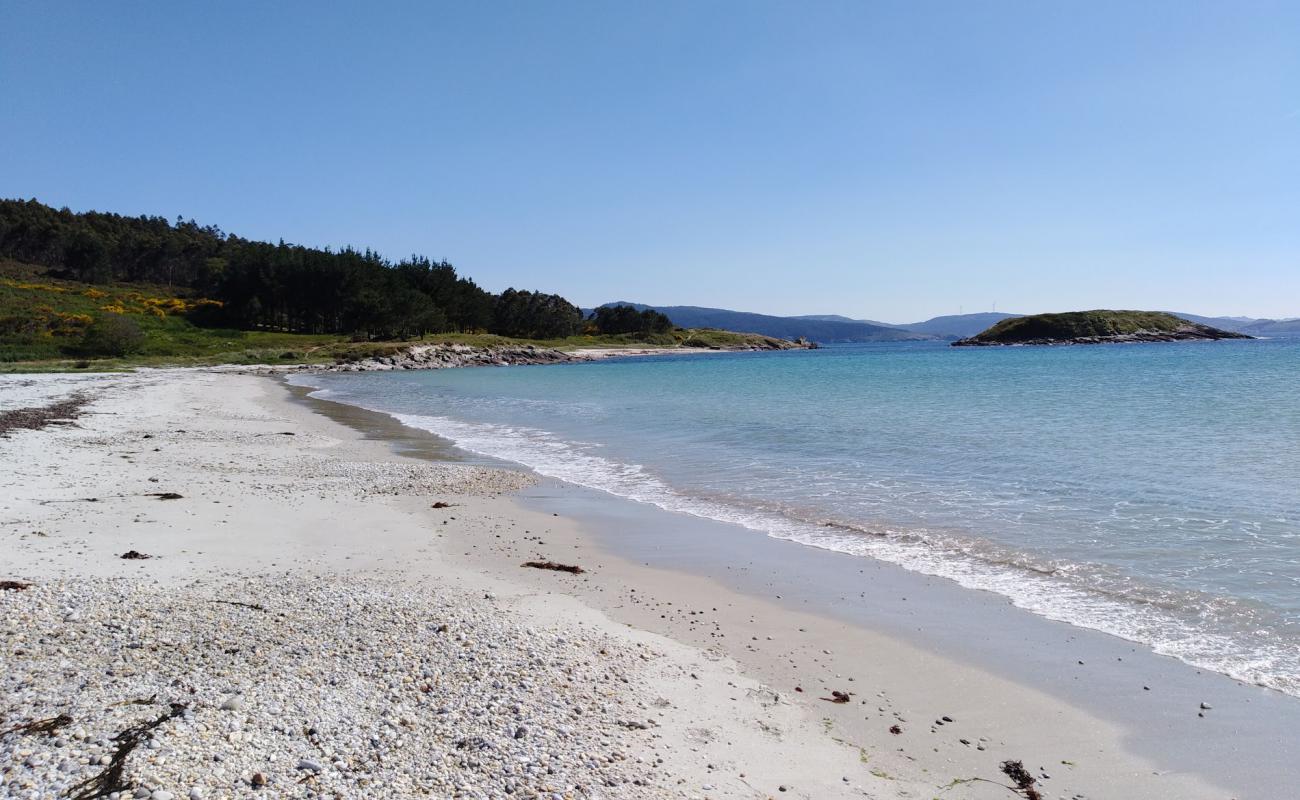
[0,369,1271,799]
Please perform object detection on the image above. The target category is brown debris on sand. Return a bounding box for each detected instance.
[1,713,72,737]
[0,394,90,437]
[146,492,184,500]
[119,550,152,560]
[1,580,33,591]
[212,599,266,612]
[68,703,188,800]
[522,560,586,575]
[1000,760,1043,800]
[821,690,853,704]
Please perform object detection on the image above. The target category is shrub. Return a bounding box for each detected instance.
[78,314,145,357]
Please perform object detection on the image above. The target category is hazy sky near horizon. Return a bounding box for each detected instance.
[3,2,1298,322]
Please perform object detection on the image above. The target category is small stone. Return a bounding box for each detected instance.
[514,726,528,739]
[151,792,175,800]
[219,696,242,711]
[251,773,266,787]
[188,789,204,800]
[1200,702,1212,710]
[297,759,322,772]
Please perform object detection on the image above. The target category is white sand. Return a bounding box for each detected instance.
[0,371,1226,799]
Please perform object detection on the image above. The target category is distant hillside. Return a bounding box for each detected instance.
[899,312,1021,338]
[790,314,902,328]
[1237,318,1300,336]
[596,303,929,343]
[954,310,1253,346]
[795,311,1022,338]
[1170,312,1300,337]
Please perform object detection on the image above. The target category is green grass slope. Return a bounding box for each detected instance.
[0,261,799,372]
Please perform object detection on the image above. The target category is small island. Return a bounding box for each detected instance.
[952,310,1254,347]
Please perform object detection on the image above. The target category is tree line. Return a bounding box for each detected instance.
[0,198,668,340]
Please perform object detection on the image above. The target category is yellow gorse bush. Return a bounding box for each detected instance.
[2,279,70,293]
[126,293,223,315]
[49,311,93,336]
[2,278,222,338]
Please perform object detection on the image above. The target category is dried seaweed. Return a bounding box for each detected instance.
[212,600,266,612]
[0,394,89,437]
[1,713,72,737]
[1,580,32,591]
[107,694,158,708]
[68,703,187,799]
[941,759,1042,800]
[1000,760,1042,800]
[522,561,585,574]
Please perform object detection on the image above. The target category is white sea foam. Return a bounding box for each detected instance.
[378,407,1300,698]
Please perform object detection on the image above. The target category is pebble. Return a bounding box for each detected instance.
[0,576,674,798]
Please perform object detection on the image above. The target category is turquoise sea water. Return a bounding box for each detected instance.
[293,339,1300,696]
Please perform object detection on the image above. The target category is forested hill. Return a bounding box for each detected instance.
[0,198,591,340]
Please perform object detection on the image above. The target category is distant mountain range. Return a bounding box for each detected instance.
[592,303,928,342]
[1165,313,1300,336]
[594,303,1300,342]
[596,303,1024,341]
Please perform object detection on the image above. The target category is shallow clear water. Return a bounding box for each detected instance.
[293,339,1300,696]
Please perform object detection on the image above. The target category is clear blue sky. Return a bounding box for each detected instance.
[3,1,1297,322]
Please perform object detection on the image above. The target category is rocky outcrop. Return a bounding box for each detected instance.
[319,344,580,372]
[952,311,1254,347]
[952,329,1251,347]
[313,338,810,373]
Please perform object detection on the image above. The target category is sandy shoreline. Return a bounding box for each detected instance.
[0,370,1260,799]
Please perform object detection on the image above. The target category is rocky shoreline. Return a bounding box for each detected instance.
[316,340,808,373]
